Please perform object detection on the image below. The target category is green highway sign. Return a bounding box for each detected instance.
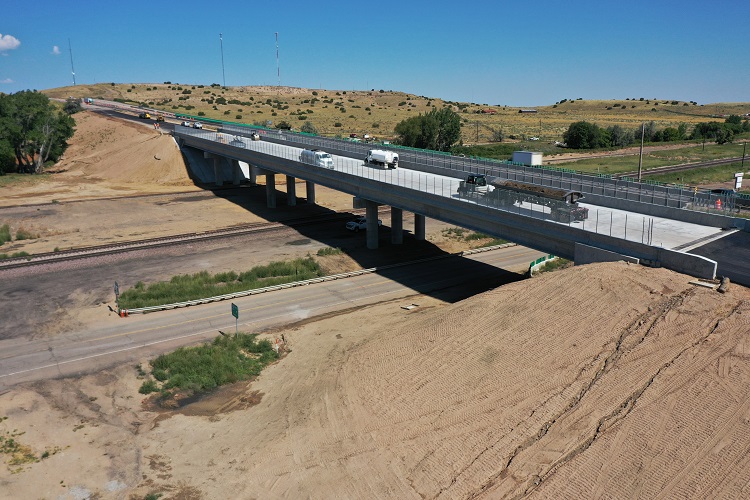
[231,303,238,319]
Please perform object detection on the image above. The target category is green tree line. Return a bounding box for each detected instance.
[563,116,749,150]
[394,107,461,151]
[0,91,77,175]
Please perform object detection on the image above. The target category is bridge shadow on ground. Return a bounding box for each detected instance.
[206,182,528,303]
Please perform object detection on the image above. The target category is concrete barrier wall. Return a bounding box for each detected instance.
[582,192,737,229]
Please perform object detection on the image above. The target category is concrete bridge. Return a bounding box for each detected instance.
[174,127,744,281]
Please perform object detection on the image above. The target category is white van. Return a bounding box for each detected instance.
[299,149,334,169]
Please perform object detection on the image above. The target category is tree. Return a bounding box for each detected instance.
[393,107,461,151]
[274,121,292,130]
[563,121,602,149]
[300,121,318,135]
[0,90,75,174]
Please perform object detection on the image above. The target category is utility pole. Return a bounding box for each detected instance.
[637,122,645,182]
[219,33,226,88]
[742,141,747,171]
[68,38,76,86]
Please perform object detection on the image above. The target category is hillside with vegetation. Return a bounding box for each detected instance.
[44,83,749,145]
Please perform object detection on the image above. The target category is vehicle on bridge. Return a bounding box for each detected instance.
[138,112,151,119]
[345,217,382,232]
[250,132,261,141]
[364,149,398,169]
[457,175,589,223]
[300,149,334,169]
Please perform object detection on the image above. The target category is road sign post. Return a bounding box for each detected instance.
[231,303,238,335]
[114,281,120,310]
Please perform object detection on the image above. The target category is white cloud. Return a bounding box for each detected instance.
[1,78,14,84]
[0,34,21,52]
[52,45,61,55]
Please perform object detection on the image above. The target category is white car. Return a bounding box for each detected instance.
[345,217,383,232]
[181,121,191,127]
[193,122,203,129]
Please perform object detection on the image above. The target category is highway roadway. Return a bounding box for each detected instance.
[0,245,545,391]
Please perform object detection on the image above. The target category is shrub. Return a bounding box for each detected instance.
[15,228,37,241]
[0,224,10,245]
[198,111,205,116]
[316,247,342,256]
[334,122,342,127]
[236,115,242,119]
[297,115,307,120]
[139,379,158,394]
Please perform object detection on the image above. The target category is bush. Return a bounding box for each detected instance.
[198,111,205,116]
[139,379,158,394]
[334,122,342,127]
[14,228,37,241]
[0,224,10,245]
[316,247,342,256]
[236,115,242,119]
[297,115,307,120]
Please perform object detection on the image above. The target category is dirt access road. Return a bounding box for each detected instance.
[1,111,750,499]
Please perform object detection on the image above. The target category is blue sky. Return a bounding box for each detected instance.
[1,0,748,106]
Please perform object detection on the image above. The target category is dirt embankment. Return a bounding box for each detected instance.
[1,263,749,499]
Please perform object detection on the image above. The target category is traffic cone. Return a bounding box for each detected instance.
[716,198,722,210]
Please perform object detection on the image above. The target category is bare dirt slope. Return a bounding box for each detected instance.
[1,263,748,499]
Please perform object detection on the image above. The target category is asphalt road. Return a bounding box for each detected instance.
[0,244,543,391]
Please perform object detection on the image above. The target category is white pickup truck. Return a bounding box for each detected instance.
[345,217,383,232]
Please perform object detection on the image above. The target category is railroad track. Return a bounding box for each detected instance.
[615,156,745,179]
[0,210,369,271]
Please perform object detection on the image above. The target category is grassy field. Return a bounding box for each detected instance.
[44,83,750,145]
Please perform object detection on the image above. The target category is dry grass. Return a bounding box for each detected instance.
[45,84,748,145]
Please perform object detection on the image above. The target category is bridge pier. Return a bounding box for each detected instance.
[248,164,258,185]
[286,175,297,206]
[203,152,224,187]
[265,173,276,208]
[391,207,403,245]
[306,181,316,205]
[231,159,242,186]
[366,200,380,250]
[414,214,426,241]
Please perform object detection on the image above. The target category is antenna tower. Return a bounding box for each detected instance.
[275,32,280,86]
[68,38,76,86]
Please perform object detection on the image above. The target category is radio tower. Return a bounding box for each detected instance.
[68,38,76,86]
[275,32,280,86]
[219,33,226,87]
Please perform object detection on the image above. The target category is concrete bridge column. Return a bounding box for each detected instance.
[366,200,379,250]
[213,157,223,187]
[391,207,404,245]
[265,173,276,208]
[248,164,258,185]
[306,181,316,205]
[286,175,297,206]
[231,159,242,186]
[414,213,426,241]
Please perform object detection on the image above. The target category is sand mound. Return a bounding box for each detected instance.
[1,111,197,206]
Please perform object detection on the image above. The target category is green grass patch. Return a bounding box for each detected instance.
[647,161,748,186]
[0,224,10,245]
[0,251,30,260]
[316,246,343,256]
[119,257,323,309]
[139,332,278,401]
[441,227,508,248]
[0,173,51,188]
[0,428,39,467]
[536,258,572,274]
[564,142,749,175]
